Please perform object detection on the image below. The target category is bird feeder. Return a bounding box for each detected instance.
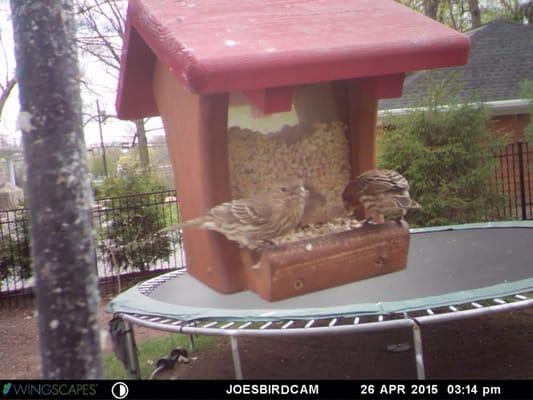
[116,0,470,301]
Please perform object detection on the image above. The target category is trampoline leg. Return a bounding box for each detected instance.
[123,320,141,379]
[188,334,196,352]
[411,320,426,380]
[230,336,243,380]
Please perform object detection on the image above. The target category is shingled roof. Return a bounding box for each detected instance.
[380,20,533,111]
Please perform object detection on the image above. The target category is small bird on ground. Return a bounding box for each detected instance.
[342,169,420,224]
[162,178,309,249]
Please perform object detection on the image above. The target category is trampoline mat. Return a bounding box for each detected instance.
[109,223,533,321]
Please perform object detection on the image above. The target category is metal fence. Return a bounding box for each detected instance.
[1,141,532,308]
[1,190,184,309]
[489,140,533,221]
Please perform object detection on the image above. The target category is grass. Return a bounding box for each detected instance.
[104,333,222,379]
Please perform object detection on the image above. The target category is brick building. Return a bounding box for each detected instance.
[380,19,532,140]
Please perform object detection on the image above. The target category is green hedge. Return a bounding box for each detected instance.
[379,95,506,227]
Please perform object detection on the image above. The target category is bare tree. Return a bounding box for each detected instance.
[515,0,533,23]
[0,78,15,120]
[10,0,102,378]
[0,2,16,124]
[499,0,533,22]
[395,0,427,12]
[469,0,482,28]
[396,0,487,31]
[424,0,442,20]
[396,0,458,28]
[75,0,151,170]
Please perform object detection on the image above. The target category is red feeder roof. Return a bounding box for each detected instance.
[116,0,470,120]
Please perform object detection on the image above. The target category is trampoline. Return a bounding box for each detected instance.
[108,222,533,379]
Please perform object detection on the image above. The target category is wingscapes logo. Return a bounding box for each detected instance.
[2,383,12,396]
[1,383,98,398]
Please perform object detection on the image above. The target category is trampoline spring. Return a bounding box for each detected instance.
[305,320,315,328]
[449,306,459,312]
[171,321,183,326]
[202,321,218,328]
[139,315,151,320]
[493,298,506,305]
[281,321,294,329]
[260,321,273,330]
[426,309,434,315]
[159,319,172,324]
[515,294,527,300]
[378,315,384,322]
[149,317,162,322]
[221,322,235,329]
[328,318,338,327]
[471,302,483,308]
[353,317,360,324]
[238,322,252,330]
[139,284,156,289]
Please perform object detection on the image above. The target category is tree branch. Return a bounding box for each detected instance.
[0,77,16,119]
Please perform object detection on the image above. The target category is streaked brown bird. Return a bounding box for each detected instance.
[162,178,309,249]
[342,169,420,223]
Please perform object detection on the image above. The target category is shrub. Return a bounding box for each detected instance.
[0,208,31,282]
[88,147,122,180]
[95,165,178,273]
[379,93,506,227]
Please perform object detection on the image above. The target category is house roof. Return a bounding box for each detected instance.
[380,20,533,111]
[116,0,470,120]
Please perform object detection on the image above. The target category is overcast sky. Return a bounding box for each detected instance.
[0,1,163,147]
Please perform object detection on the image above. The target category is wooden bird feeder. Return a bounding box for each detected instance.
[116,0,470,301]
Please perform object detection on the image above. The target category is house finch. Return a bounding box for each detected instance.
[342,169,420,223]
[162,178,309,249]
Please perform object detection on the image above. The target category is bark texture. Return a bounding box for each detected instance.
[469,0,482,28]
[10,0,102,379]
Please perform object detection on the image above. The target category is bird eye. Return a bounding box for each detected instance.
[280,186,288,193]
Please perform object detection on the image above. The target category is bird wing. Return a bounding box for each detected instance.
[359,170,409,195]
[393,194,413,208]
[210,197,273,226]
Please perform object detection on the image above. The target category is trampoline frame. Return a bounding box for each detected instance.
[115,270,532,380]
[110,222,533,380]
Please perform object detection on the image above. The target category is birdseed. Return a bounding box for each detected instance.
[228,120,352,225]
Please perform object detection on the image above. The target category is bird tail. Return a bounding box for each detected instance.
[159,217,204,233]
[409,199,421,209]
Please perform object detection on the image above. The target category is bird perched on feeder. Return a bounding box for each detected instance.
[342,169,420,223]
[161,178,309,249]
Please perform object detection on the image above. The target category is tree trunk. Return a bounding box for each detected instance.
[469,0,482,28]
[521,0,533,24]
[135,118,150,171]
[10,0,102,379]
[424,0,440,20]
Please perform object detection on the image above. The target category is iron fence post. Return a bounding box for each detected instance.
[517,140,527,221]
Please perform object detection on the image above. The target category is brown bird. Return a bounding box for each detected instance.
[342,169,420,223]
[162,178,309,249]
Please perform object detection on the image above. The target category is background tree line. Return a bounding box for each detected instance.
[1,1,531,165]
[397,0,532,30]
